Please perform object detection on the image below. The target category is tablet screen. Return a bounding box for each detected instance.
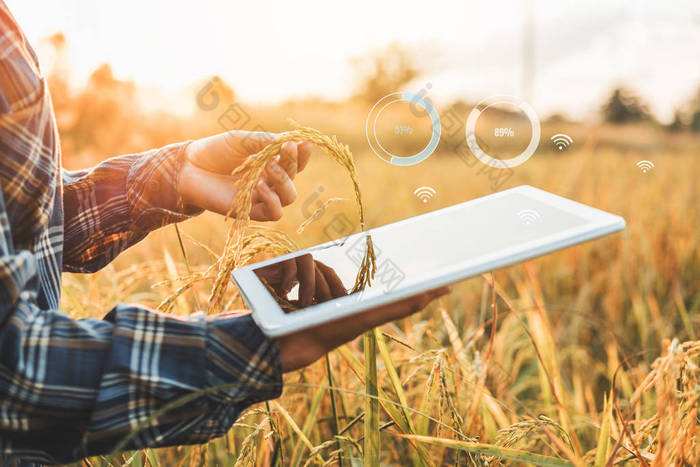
[252,191,588,311]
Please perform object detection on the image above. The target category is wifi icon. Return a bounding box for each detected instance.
[517,208,541,225]
[413,186,436,203]
[636,160,655,173]
[551,133,573,151]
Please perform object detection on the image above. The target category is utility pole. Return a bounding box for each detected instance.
[522,0,535,104]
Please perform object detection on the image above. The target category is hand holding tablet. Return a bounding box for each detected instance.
[277,286,450,372]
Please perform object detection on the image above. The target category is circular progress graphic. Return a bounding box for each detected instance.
[465,95,540,169]
[366,92,441,166]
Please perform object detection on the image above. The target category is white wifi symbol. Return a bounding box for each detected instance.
[517,208,541,225]
[636,160,655,173]
[551,133,573,151]
[413,186,436,203]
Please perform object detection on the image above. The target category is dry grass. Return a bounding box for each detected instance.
[62,123,700,466]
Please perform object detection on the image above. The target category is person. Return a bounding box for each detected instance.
[0,2,449,464]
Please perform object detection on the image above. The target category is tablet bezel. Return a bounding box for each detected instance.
[232,185,625,337]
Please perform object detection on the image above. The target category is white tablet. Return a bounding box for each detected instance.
[232,185,625,337]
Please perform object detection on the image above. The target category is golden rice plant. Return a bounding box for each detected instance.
[208,121,377,313]
[196,122,382,466]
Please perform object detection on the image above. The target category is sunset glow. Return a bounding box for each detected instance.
[8,0,700,121]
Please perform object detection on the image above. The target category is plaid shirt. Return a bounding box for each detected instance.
[0,3,282,464]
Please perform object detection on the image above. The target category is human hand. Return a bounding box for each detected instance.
[256,255,347,308]
[277,286,451,372]
[178,131,313,221]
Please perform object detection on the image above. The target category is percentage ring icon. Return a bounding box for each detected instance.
[465,95,540,169]
[366,91,441,166]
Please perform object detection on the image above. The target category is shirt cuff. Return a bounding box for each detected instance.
[125,141,204,232]
[203,312,283,433]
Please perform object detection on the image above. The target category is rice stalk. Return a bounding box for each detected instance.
[234,417,269,467]
[610,339,699,465]
[336,346,435,464]
[324,354,344,467]
[524,265,582,457]
[302,436,362,467]
[162,247,189,314]
[373,327,430,467]
[181,230,219,261]
[265,401,284,467]
[438,357,466,440]
[272,401,326,465]
[296,197,347,234]
[188,443,207,467]
[416,353,442,436]
[593,395,613,467]
[173,224,202,312]
[396,434,574,467]
[466,273,498,433]
[157,227,298,312]
[209,122,376,312]
[363,332,380,467]
[290,384,326,467]
[495,415,574,454]
[440,305,470,375]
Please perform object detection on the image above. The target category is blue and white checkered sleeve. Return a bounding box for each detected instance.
[0,191,282,462]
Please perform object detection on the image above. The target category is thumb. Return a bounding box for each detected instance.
[186,130,280,174]
[223,130,278,156]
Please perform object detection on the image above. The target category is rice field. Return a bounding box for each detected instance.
[61,114,700,466]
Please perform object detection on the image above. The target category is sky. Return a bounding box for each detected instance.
[7,0,700,122]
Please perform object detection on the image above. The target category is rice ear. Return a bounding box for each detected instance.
[208,123,376,312]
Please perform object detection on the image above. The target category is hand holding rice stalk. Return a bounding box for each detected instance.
[208,121,377,313]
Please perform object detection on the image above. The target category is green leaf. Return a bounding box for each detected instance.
[363,332,380,467]
[397,434,574,467]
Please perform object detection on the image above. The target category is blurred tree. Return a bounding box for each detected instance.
[601,87,651,124]
[667,110,686,132]
[47,31,66,49]
[689,86,700,133]
[691,111,700,133]
[545,113,571,124]
[44,33,70,119]
[65,63,137,155]
[351,42,419,104]
[194,75,235,113]
[41,34,192,164]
